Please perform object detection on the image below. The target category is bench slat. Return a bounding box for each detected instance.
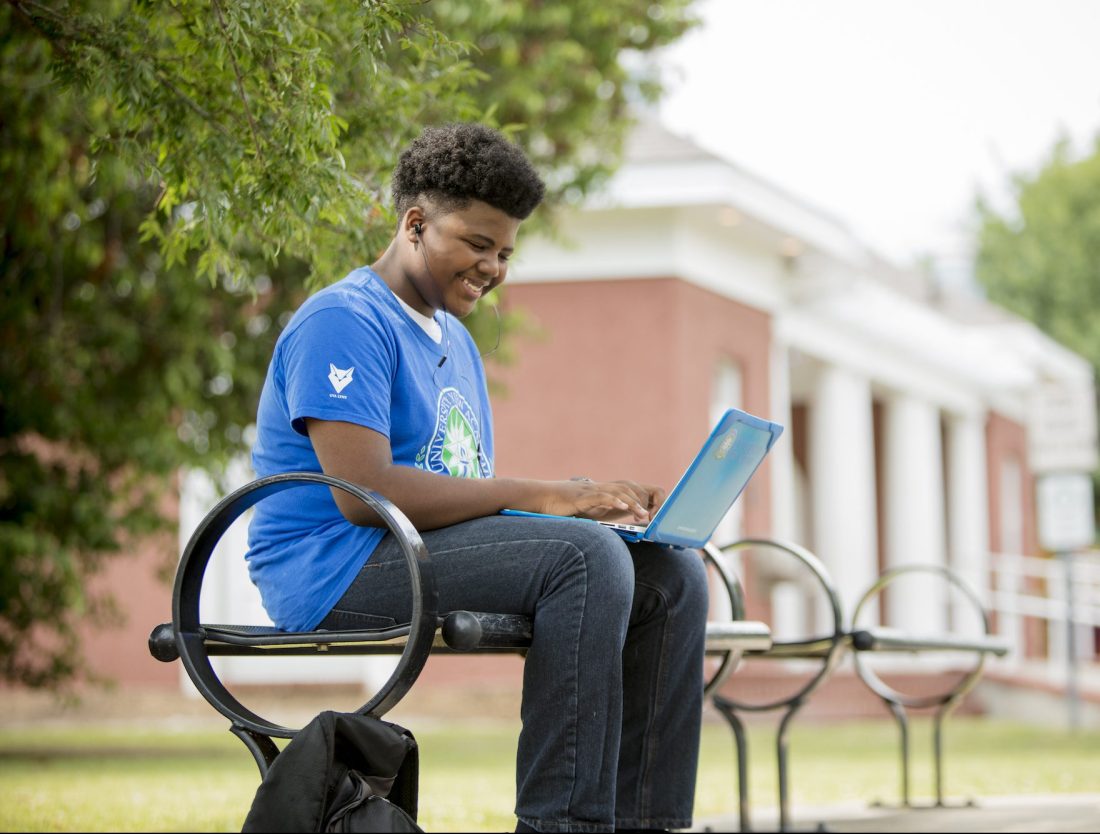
[704,621,772,652]
[851,626,1009,656]
[746,635,841,660]
[202,623,412,645]
[153,614,774,658]
[181,622,1008,659]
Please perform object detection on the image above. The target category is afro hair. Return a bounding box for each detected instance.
[392,123,546,223]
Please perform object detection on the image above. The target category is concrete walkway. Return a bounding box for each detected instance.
[693,793,1100,832]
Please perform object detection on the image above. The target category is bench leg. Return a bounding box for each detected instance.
[933,705,946,807]
[713,698,753,832]
[714,696,827,833]
[230,724,281,780]
[883,701,911,808]
[880,698,978,811]
[932,700,977,809]
[775,699,809,832]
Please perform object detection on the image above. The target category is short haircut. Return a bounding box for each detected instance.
[391,123,546,224]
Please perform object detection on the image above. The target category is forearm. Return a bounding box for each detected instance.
[307,418,656,530]
[333,463,547,531]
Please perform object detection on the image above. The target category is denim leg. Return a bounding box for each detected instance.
[320,515,636,833]
[513,522,636,833]
[615,542,709,831]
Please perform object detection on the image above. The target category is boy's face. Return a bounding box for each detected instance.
[407,199,521,319]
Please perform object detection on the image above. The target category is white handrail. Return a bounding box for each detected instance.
[991,550,1100,628]
[987,549,1100,728]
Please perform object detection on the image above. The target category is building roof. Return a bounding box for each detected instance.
[622,114,724,164]
[522,115,1097,430]
[604,114,870,264]
[622,116,1056,339]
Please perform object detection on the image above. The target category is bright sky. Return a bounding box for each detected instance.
[657,0,1100,275]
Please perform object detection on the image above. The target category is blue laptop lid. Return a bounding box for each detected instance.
[645,408,784,548]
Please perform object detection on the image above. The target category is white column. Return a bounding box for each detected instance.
[883,394,948,633]
[809,364,879,630]
[769,340,797,542]
[945,413,991,615]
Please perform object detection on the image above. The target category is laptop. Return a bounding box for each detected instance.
[500,407,784,548]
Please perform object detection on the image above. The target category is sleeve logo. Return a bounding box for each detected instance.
[328,363,355,394]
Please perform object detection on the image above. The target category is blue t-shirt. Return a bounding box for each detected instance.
[246,267,494,631]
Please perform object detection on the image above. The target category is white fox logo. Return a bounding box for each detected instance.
[328,364,354,394]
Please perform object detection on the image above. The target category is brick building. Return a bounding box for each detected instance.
[84,117,1100,719]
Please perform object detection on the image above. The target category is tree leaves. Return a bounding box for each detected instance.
[1,0,697,687]
[11,0,484,285]
[975,136,1100,373]
[975,135,1100,521]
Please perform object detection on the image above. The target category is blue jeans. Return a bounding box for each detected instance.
[320,514,709,833]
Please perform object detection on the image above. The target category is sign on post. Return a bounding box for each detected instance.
[1030,380,1098,474]
[1037,473,1096,553]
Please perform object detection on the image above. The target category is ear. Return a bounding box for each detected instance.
[329,363,337,373]
[402,207,425,245]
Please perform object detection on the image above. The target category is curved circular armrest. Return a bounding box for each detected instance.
[851,563,996,709]
[702,541,749,696]
[172,471,438,737]
[711,537,847,713]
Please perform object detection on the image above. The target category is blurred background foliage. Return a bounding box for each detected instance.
[975,136,1100,376]
[0,0,698,686]
[975,135,1100,517]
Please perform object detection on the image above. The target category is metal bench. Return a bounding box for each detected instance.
[848,565,1010,811]
[148,471,773,778]
[707,540,1009,832]
[710,539,849,833]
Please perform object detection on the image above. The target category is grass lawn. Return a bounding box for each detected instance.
[1,716,1097,832]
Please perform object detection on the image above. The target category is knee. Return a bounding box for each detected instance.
[543,521,635,614]
[576,524,636,610]
[664,547,711,619]
[684,548,710,603]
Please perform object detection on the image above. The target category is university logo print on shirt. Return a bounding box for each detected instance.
[328,364,354,398]
[415,387,491,479]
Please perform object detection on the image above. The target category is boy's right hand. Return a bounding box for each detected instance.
[537,479,664,525]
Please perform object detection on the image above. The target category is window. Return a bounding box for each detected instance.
[711,358,744,545]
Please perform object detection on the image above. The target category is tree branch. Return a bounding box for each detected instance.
[6,0,73,59]
[211,0,265,163]
[9,0,235,141]
[152,70,233,139]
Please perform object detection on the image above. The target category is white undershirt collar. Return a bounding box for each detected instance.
[391,290,443,344]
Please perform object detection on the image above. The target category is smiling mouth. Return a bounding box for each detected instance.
[460,276,489,296]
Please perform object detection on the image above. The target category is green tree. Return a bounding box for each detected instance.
[1,0,697,687]
[429,0,695,205]
[975,137,1100,370]
[974,135,1100,521]
[1,0,479,687]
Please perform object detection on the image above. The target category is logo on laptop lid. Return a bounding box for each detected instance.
[715,429,737,459]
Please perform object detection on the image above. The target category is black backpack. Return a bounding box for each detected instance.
[242,711,422,833]
[323,770,420,832]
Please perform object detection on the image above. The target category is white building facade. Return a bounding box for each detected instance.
[496,117,1099,693]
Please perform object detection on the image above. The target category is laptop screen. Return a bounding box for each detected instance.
[648,410,781,548]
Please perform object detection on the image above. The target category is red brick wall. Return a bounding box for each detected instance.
[77,527,179,688]
[490,277,774,537]
[985,411,1044,657]
[985,411,1037,557]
